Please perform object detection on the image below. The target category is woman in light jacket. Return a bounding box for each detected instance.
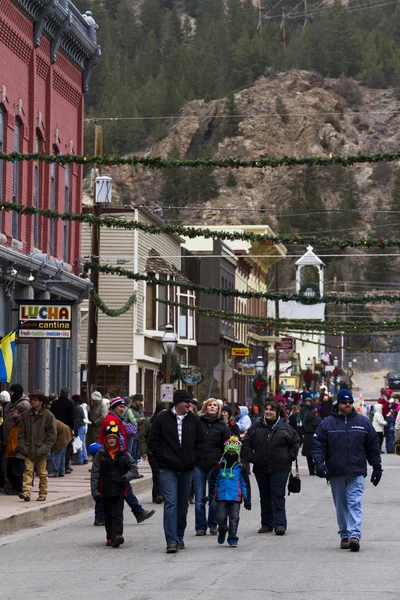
[372,403,386,451]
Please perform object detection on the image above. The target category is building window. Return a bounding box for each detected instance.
[33,135,41,249]
[177,289,195,340]
[64,165,70,262]
[49,156,57,256]
[12,120,20,239]
[145,276,178,333]
[0,108,3,231]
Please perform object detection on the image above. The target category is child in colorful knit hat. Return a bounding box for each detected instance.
[90,422,139,548]
[207,436,251,548]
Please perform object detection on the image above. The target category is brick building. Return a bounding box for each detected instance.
[0,0,100,393]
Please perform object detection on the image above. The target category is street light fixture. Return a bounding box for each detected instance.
[255,356,264,376]
[162,323,178,384]
[305,357,312,370]
[333,357,339,368]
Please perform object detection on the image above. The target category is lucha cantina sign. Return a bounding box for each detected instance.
[18,303,72,339]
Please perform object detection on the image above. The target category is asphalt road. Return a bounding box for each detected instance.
[1,454,399,600]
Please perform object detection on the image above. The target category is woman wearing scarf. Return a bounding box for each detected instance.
[242,400,300,535]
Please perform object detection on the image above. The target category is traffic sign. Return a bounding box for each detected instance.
[161,383,174,403]
[232,347,250,357]
[213,363,233,383]
[274,337,294,351]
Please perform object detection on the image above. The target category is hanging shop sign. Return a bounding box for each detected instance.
[241,364,256,376]
[180,367,203,385]
[16,300,74,339]
[231,347,250,357]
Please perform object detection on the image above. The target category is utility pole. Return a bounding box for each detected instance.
[304,0,308,28]
[282,8,286,55]
[274,262,280,394]
[259,0,263,33]
[86,125,103,403]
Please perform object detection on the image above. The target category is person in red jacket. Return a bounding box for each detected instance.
[99,397,127,447]
[96,396,155,526]
[378,389,390,418]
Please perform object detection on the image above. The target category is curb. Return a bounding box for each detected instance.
[0,476,153,536]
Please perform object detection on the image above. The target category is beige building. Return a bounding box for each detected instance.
[80,207,196,414]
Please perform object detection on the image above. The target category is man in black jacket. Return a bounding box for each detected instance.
[50,387,74,473]
[149,389,205,554]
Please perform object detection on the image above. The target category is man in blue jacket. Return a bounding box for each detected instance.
[312,389,382,552]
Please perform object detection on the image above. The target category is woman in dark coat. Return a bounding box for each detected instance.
[242,400,300,536]
[193,399,230,536]
[301,407,321,475]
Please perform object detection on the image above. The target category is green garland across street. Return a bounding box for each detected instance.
[85,262,400,305]
[1,201,399,248]
[3,150,400,169]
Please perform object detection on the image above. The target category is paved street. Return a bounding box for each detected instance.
[0,454,399,600]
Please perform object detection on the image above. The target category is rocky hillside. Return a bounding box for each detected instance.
[91,70,400,232]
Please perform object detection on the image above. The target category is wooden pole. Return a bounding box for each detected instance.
[275,262,280,393]
[282,8,286,55]
[86,125,103,403]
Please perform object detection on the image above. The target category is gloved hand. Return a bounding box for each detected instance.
[92,493,101,502]
[244,500,252,511]
[371,469,382,487]
[201,496,211,505]
[315,463,329,479]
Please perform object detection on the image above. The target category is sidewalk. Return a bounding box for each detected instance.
[0,460,153,536]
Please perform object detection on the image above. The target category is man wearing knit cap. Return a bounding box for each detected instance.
[97,397,155,526]
[149,389,205,553]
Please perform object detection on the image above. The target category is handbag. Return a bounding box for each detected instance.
[72,435,82,453]
[123,409,137,436]
[288,459,301,495]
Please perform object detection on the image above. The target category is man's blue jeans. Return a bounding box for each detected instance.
[329,475,365,540]
[75,426,88,464]
[193,465,217,532]
[159,469,192,545]
[95,482,144,521]
[254,471,290,530]
[52,447,67,475]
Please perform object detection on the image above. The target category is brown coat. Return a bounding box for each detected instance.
[3,397,31,447]
[53,419,73,453]
[18,407,57,460]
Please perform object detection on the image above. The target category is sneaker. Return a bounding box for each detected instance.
[37,496,46,501]
[228,540,238,548]
[18,493,30,502]
[196,530,206,536]
[65,469,72,474]
[106,539,113,547]
[94,520,105,526]
[349,538,360,552]
[217,532,226,545]
[136,509,155,524]
[112,535,124,548]
[83,460,89,465]
[166,542,178,554]
[48,473,59,478]
[178,541,185,550]
[340,538,350,550]
[59,473,65,477]
[153,496,163,504]
[209,528,218,536]
[258,526,274,533]
[275,527,286,536]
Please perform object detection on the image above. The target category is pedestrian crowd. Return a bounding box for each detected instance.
[0,382,387,554]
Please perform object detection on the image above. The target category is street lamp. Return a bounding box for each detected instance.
[162,323,177,384]
[305,357,312,370]
[255,356,264,376]
[333,357,339,368]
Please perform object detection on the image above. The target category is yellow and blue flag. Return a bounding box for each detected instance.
[0,329,16,383]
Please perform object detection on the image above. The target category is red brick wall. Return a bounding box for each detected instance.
[0,0,84,273]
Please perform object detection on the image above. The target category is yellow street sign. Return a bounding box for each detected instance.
[232,347,250,357]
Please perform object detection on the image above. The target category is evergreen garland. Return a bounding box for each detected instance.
[1,202,398,248]
[91,288,136,317]
[85,262,400,305]
[3,150,400,169]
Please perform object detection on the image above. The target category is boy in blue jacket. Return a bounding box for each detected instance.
[208,436,251,548]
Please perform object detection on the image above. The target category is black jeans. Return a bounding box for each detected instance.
[103,496,124,541]
[254,471,289,530]
[95,483,144,521]
[148,456,161,500]
[217,500,240,541]
[307,456,315,475]
[377,432,384,450]
[7,457,24,492]
[65,441,73,471]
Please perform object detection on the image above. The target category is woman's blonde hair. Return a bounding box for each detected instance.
[199,398,222,417]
